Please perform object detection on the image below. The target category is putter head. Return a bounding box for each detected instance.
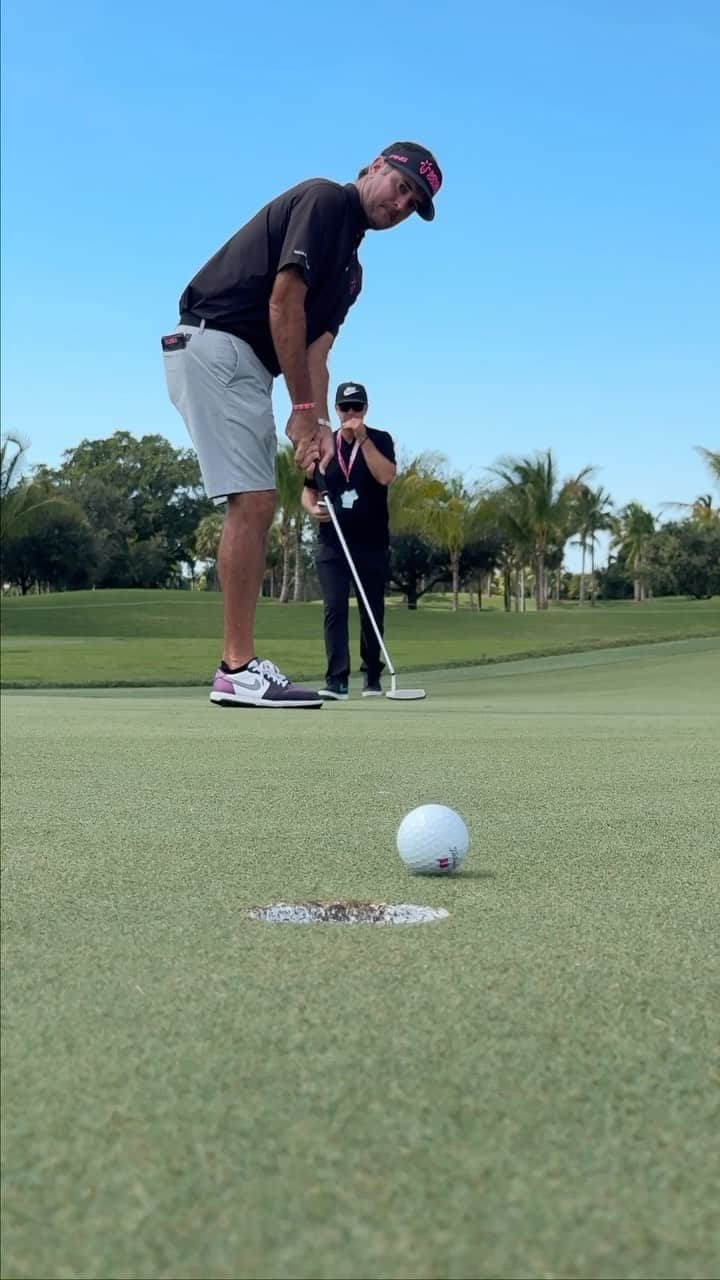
[386,689,426,700]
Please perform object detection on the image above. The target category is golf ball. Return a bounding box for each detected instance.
[396,804,469,875]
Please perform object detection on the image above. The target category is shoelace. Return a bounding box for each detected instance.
[254,659,290,688]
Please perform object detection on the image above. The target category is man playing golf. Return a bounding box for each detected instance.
[161,142,442,708]
[303,382,396,700]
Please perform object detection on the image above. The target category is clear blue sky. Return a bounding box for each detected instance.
[2,0,719,567]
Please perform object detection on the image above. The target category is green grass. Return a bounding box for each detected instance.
[1,589,719,687]
[2,640,719,1279]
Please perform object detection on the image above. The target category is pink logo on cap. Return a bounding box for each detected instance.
[388,153,408,163]
[419,159,440,193]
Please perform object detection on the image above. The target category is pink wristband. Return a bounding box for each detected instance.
[292,402,316,412]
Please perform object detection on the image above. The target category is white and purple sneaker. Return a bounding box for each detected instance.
[210,658,322,709]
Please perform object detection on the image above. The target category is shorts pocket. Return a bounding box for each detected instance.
[197,331,241,387]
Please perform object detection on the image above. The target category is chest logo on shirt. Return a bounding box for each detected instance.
[341,489,359,509]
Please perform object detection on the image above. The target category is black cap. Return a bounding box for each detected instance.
[335,381,368,407]
[381,142,442,221]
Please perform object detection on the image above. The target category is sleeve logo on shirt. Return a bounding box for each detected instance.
[293,249,310,269]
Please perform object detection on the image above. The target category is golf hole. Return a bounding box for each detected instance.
[250,901,449,926]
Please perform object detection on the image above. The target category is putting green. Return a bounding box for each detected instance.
[2,639,718,1279]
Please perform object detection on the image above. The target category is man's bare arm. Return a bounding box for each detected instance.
[307,331,334,424]
[268,268,313,405]
[270,271,334,471]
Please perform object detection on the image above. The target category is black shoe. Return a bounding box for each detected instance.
[362,679,382,698]
[318,682,349,701]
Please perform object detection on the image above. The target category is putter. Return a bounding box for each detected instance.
[314,467,426,700]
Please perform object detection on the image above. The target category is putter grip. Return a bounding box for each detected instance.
[313,465,329,494]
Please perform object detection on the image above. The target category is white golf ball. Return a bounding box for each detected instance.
[396,804,469,875]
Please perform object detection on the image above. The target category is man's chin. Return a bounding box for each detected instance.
[368,208,395,231]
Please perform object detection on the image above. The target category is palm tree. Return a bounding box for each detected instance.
[387,455,459,608]
[1,434,28,500]
[461,491,505,609]
[571,484,614,606]
[1,435,63,543]
[695,447,720,487]
[661,493,718,527]
[388,453,447,537]
[264,523,282,598]
[421,476,471,611]
[611,502,656,602]
[483,484,532,611]
[491,451,593,610]
[689,494,718,525]
[686,494,712,524]
[292,509,307,601]
[274,444,305,603]
[193,510,223,588]
[193,510,223,561]
[662,441,718,524]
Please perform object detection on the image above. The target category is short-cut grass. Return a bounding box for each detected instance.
[1,589,719,687]
[2,639,718,1279]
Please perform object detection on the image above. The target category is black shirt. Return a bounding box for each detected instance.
[179,180,366,376]
[306,429,396,552]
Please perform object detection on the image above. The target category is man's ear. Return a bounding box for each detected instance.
[368,156,386,175]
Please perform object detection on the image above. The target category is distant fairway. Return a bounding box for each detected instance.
[1,589,719,687]
[2,640,719,1280]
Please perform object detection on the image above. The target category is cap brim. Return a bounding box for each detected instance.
[384,159,435,221]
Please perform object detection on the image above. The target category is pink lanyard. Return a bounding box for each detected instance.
[336,432,361,483]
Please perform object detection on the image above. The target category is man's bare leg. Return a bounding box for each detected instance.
[217,490,276,668]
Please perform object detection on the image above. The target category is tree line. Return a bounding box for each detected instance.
[2,432,719,606]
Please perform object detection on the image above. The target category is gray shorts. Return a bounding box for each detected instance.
[162,324,277,500]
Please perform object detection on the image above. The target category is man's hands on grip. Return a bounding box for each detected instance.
[286,410,334,473]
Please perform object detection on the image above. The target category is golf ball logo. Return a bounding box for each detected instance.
[396,805,469,875]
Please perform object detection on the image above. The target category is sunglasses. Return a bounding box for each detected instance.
[338,403,365,412]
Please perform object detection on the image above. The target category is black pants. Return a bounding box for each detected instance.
[315,546,389,685]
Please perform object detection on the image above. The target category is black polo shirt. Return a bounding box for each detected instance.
[306,428,396,552]
[179,180,366,376]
